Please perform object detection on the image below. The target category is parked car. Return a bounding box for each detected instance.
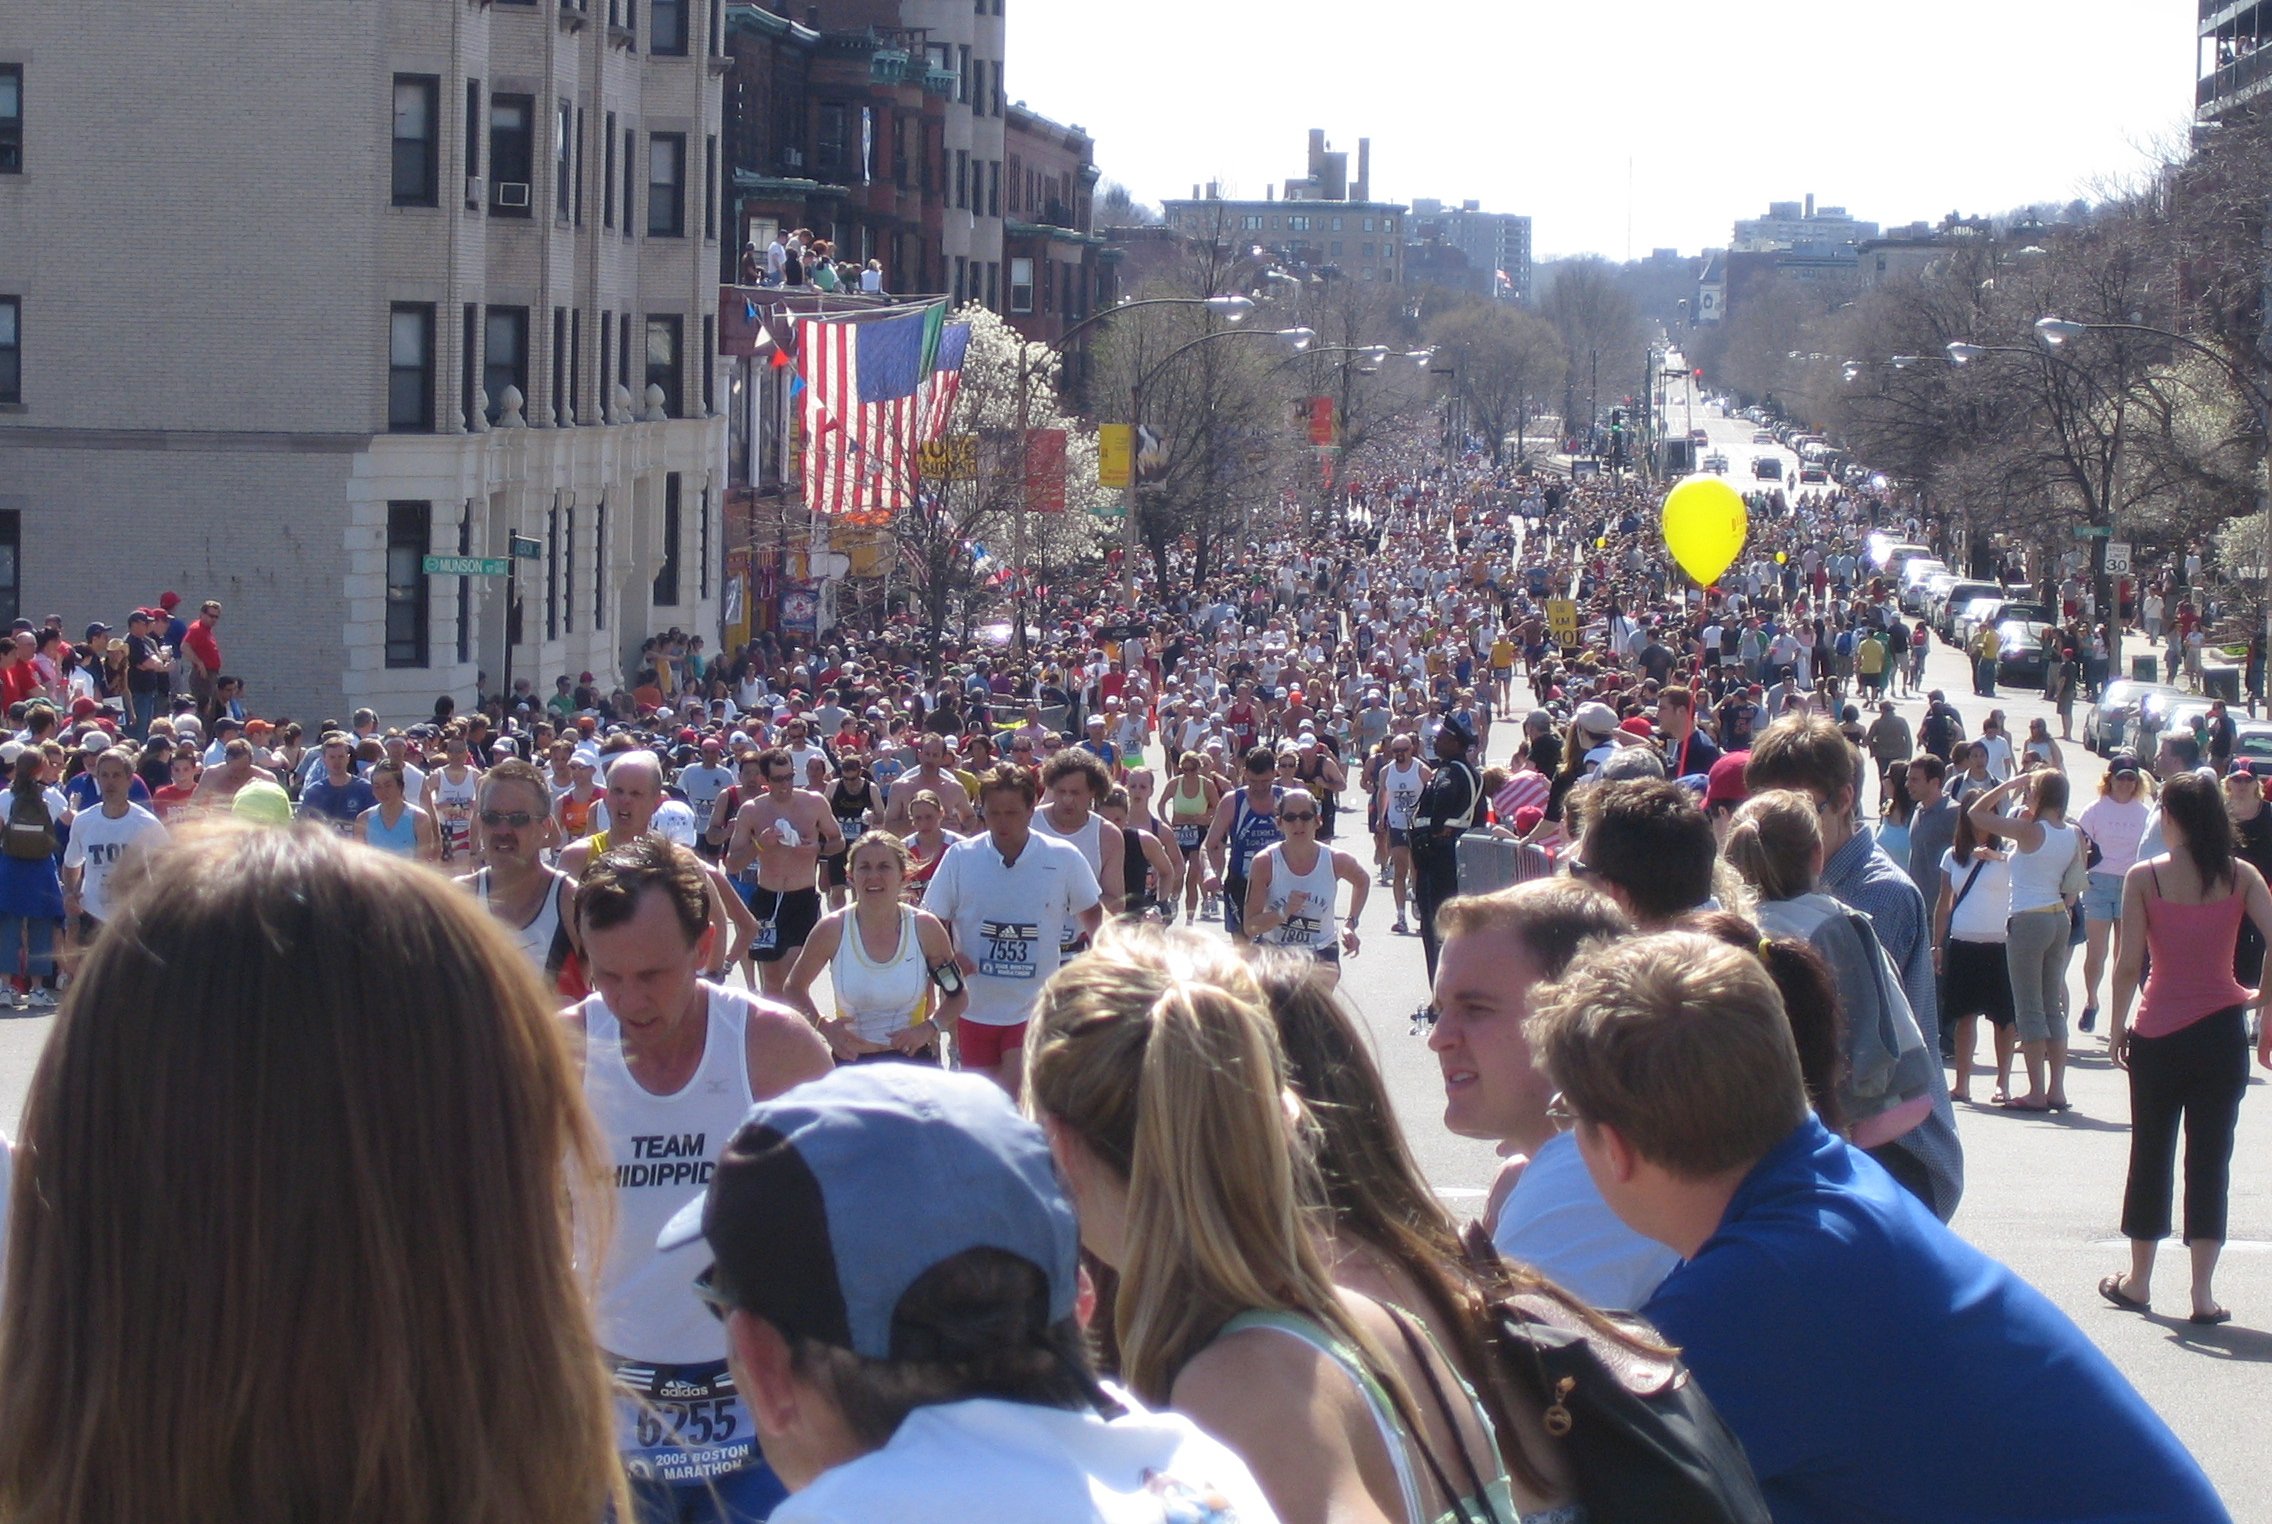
[1896,560,1949,613]
[1798,464,1829,484]
[1871,540,1931,574]
[2088,680,2183,754]
[1934,580,2004,640]
[2234,721,2272,763]
[1751,430,1776,445]
[1993,619,2059,685]
[1754,456,1784,481]
[2136,691,2215,760]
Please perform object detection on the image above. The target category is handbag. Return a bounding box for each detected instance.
[1458,1224,1772,1523]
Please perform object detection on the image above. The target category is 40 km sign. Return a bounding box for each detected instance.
[423,555,509,577]
[1545,598,1580,647]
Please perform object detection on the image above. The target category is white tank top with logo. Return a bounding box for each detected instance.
[433,765,480,857]
[1383,759,1424,830]
[1254,841,1338,949]
[583,982,754,1363]
[833,904,932,1043]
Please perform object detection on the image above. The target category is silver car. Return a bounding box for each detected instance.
[2087,680,2183,755]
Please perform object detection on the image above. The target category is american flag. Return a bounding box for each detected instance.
[797,304,960,518]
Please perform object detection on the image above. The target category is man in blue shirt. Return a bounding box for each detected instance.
[1530,929,2228,1524]
[297,731,377,835]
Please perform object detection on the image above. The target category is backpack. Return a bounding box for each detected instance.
[4,790,55,861]
[1441,1225,1773,1524]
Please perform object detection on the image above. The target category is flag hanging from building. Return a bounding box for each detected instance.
[797,303,954,518]
[918,322,972,440]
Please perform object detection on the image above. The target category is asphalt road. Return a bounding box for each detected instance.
[2,456,2265,1513]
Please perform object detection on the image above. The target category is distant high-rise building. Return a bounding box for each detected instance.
[1731,194,1878,253]
[1160,129,1406,287]
[2198,2,2272,118]
[1406,199,1532,303]
[0,0,729,720]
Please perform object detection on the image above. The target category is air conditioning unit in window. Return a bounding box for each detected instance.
[496,181,531,209]
[465,175,485,207]
[781,148,803,169]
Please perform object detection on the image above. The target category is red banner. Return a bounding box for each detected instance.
[1307,396,1336,446]
[1024,428,1067,513]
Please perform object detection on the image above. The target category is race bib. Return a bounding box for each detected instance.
[978,919,1039,979]
[753,918,778,952]
[611,1357,758,1484]
[1279,913,1322,947]
[1174,824,1204,851]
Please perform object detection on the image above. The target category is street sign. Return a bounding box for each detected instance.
[2077,524,2113,538]
[510,534,543,560]
[1545,598,1579,646]
[2104,540,2132,575]
[423,554,508,577]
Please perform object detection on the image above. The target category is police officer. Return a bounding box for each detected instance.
[1407,710,1481,982]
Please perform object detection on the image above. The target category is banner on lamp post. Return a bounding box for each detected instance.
[1098,423,1132,488]
[1307,396,1337,446]
[1023,428,1068,513]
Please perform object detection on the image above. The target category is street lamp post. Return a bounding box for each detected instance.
[1124,325,1315,594]
[2035,315,2272,709]
[1002,294,1252,647]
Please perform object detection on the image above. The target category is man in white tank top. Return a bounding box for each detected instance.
[1031,749,1124,950]
[459,760,575,987]
[1377,737,1429,936]
[570,834,833,1522]
[1244,787,1369,987]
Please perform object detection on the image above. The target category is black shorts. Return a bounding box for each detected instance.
[821,848,851,889]
[1942,937,2015,1027]
[1388,828,1411,849]
[748,885,823,963]
[1222,872,1250,937]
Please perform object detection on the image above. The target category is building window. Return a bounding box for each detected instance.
[594,496,608,629]
[388,303,434,432]
[0,297,17,406]
[0,65,20,174]
[461,304,479,430]
[574,106,586,224]
[955,149,969,210]
[701,314,715,414]
[545,502,560,639]
[489,93,535,215]
[647,133,684,236]
[1360,242,1374,258]
[988,158,999,218]
[1288,215,1310,232]
[704,134,717,240]
[985,261,998,312]
[1330,216,1343,232]
[698,487,711,599]
[391,75,440,206]
[816,103,851,178]
[619,309,631,403]
[564,504,576,633]
[385,502,432,669]
[569,308,583,422]
[599,309,613,410]
[650,0,688,54]
[483,305,528,424]
[1009,257,1033,314]
[653,472,683,606]
[1241,214,1263,231]
[646,314,682,417]
[464,79,482,183]
[555,98,573,222]
[622,128,635,238]
[551,306,567,424]
[602,110,616,227]
[958,44,971,102]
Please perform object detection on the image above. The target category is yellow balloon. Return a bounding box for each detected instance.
[1661,477,1749,586]
[1595,536,1608,549]
[1775,551,1788,565]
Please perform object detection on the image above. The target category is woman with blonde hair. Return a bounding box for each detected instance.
[0,825,624,1524]
[1028,924,1530,1524]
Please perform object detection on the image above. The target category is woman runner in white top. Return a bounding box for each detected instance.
[1244,787,1370,987]
[784,831,966,1064]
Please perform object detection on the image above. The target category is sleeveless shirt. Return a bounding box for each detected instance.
[832,904,932,1042]
[363,803,420,857]
[1254,840,1337,948]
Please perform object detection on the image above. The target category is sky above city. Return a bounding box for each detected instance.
[1016,0,2201,260]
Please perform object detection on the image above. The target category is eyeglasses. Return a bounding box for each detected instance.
[1545,1092,1579,1132]
[1278,810,1317,823]
[766,771,793,782]
[693,1263,735,1323]
[479,810,536,829]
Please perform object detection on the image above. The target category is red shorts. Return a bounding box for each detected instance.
[956,1018,1029,1070]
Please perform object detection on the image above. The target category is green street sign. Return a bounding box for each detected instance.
[2076,525,2113,538]
[510,535,543,559]
[424,554,509,577]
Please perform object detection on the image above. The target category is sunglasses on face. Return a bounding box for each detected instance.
[1278,810,1317,822]
[480,810,536,829]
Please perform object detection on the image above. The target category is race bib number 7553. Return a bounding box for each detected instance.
[978,920,1039,979]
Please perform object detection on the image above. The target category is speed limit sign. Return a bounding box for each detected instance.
[2105,540,2131,575]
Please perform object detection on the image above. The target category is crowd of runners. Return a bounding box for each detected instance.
[0,408,2255,1522]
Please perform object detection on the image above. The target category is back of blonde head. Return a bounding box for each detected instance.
[0,824,622,1524]
[1723,788,1823,904]
[1027,923,1359,1405]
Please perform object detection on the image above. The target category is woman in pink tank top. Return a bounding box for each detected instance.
[2105,772,2272,1325]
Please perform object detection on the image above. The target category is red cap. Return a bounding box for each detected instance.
[1619,716,1655,738]
[1512,804,1545,834]
[579,671,596,683]
[1706,751,1752,808]
[69,697,98,718]
[678,727,699,743]
[158,591,181,610]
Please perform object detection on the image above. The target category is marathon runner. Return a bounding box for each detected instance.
[1375,732,1429,935]
[568,835,832,1522]
[423,728,482,862]
[1243,785,1368,985]
[458,758,577,992]
[560,750,757,981]
[1200,745,1285,942]
[722,746,840,995]
[1031,748,1125,942]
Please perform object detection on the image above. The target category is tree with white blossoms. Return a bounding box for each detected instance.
[892,305,1111,655]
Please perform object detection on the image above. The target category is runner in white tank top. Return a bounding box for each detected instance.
[832,902,932,1044]
[571,841,834,1514]
[1243,786,1370,986]
[782,831,967,1066]
[474,863,570,975]
[1033,752,1126,945]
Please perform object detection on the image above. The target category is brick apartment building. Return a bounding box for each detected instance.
[0,0,730,721]
[1160,129,1407,288]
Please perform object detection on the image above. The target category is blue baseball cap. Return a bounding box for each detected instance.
[658,1065,1079,1358]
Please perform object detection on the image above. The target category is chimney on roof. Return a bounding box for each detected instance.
[1192,184,1201,201]
[1356,138,1370,203]
[1308,128,1326,181]
[1805,192,1815,219]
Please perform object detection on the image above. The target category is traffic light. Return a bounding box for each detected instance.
[1609,408,1625,429]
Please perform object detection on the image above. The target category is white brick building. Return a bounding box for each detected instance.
[0,0,730,723]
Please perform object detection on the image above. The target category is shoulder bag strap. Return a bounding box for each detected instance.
[1948,860,1985,919]
[1383,1306,1502,1524]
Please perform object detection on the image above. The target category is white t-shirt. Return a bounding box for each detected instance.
[923,832,1101,1027]
[1939,848,2013,942]
[772,1388,1282,1524]
[62,802,169,923]
[1493,1132,1681,1314]
[677,763,737,820]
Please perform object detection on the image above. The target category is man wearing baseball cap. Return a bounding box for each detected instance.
[660,1064,1278,1523]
